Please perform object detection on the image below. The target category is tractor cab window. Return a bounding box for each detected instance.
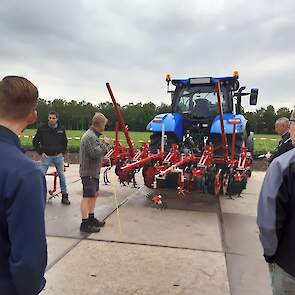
[177,86,226,118]
[178,93,191,113]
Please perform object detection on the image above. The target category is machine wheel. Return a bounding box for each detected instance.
[214,171,222,196]
[223,173,246,197]
[142,164,156,188]
[222,173,230,196]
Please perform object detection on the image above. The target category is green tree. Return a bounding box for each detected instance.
[276,107,291,120]
[261,105,276,134]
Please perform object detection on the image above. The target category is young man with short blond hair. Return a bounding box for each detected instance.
[79,112,110,233]
[0,76,47,294]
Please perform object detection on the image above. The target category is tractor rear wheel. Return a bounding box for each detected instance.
[149,133,178,154]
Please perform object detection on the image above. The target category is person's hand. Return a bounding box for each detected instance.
[57,153,63,157]
[103,137,110,145]
[42,153,47,158]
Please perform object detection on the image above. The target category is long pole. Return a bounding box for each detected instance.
[106,83,136,157]
[215,81,229,163]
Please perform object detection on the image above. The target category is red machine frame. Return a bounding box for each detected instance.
[103,81,252,198]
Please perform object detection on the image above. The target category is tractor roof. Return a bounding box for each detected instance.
[172,76,238,87]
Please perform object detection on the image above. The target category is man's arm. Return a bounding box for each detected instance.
[85,136,108,159]
[269,138,293,162]
[257,160,290,262]
[32,128,42,155]
[62,128,68,155]
[6,169,47,295]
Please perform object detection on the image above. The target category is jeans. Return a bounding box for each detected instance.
[269,263,295,294]
[40,155,67,194]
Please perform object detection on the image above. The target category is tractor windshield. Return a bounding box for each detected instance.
[176,85,226,118]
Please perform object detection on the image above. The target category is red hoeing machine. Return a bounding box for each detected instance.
[103,73,257,198]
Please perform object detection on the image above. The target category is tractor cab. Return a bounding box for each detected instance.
[171,77,238,153]
[147,72,258,156]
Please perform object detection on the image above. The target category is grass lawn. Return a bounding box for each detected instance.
[21,129,279,156]
[21,129,151,152]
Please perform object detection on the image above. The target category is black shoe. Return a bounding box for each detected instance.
[89,218,105,227]
[61,193,71,205]
[80,222,100,233]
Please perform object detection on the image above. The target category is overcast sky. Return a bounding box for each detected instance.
[0,0,294,111]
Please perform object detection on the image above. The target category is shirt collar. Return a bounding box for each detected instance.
[48,122,58,129]
[90,127,101,138]
[0,125,22,151]
[281,131,289,139]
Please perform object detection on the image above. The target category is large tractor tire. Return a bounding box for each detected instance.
[211,133,244,158]
[149,133,178,154]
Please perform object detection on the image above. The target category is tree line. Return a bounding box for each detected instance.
[32,99,292,134]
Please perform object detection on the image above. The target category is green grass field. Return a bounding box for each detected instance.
[21,129,280,156]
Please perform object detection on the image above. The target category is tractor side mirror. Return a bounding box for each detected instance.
[250,88,258,105]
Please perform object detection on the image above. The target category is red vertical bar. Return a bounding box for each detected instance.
[231,124,236,162]
[115,122,119,148]
[53,172,57,193]
[215,81,229,163]
[106,83,136,157]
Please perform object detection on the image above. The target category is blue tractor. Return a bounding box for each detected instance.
[147,72,258,158]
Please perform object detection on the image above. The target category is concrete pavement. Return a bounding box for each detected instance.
[42,165,271,294]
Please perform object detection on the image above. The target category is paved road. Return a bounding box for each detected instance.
[42,165,271,295]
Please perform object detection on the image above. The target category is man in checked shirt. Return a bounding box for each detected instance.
[79,112,110,233]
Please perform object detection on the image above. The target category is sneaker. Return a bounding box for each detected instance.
[61,193,71,205]
[89,218,105,227]
[80,222,100,233]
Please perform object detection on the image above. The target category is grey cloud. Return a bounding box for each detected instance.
[0,0,295,109]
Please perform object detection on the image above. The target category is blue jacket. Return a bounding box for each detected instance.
[257,148,295,276]
[0,126,47,294]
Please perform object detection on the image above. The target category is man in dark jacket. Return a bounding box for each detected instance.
[0,76,47,294]
[257,108,295,294]
[268,117,293,163]
[33,111,70,205]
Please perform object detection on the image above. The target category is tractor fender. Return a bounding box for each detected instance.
[146,113,183,140]
[210,114,247,135]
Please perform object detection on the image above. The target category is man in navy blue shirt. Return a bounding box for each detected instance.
[0,76,47,294]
